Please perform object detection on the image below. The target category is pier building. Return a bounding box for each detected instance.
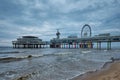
[12,36,48,48]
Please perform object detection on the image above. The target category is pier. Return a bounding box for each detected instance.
[12,24,120,49]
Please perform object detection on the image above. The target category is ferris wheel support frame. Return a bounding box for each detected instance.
[81,24,92,38]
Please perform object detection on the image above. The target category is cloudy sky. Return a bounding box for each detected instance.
[0,0,120,46]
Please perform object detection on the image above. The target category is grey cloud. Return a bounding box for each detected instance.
[0,0,24,19]
[0,0,120,46]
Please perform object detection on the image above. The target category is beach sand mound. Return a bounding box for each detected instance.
[71,61,120,80]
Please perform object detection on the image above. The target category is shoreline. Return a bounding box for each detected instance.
[71,60,120,80]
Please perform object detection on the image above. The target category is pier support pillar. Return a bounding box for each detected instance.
[14,44,17,48]
[17,44,20,48]
[107,41,111,50]
[66,44,68,48]
[23,44,25,48]
[40,45,41,48]
[74,43,76,48]
[99,42,101,50]
[64,43,65,48]
[110,42,111,50]
[97,42,101,50]
[33,45,35,48]
[36,45,38,48]
[69,44,70,48]
[97,42,98,49]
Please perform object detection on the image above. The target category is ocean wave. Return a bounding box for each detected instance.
[0,57,23,63]
[0,51,20,54]
[54,52,73,55]
[29,52,73,58]
[81,50,91,54]
[0,52,74,63]
[0,55,38,63]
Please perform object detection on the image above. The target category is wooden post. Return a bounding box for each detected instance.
[99,42,101,50]
[110,41,111,50]
[69,44,70,48]
[23,44,25,48]
[107,41,111,50]
[107,42,109,50]
[74,43,76,48]
[64,43,65,48]
[18,44,20,48]
[97,42,98,49]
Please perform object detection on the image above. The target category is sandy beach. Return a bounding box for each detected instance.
[71,61,120,80]
[15,61,120,80]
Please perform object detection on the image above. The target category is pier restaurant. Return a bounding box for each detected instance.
[12,36,47,48]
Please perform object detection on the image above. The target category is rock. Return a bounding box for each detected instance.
[28,55,32,58]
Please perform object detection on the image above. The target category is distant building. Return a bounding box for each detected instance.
[68,35,78,38]
[95,33,110,37]
[12,36,47,48]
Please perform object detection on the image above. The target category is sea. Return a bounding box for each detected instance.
[0,45,120,80]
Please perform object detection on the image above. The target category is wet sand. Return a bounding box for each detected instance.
[71,61,120,80]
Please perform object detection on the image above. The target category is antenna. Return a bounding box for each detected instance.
[56,29,60,39]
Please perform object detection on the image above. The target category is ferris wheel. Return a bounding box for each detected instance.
[81,24,92,38]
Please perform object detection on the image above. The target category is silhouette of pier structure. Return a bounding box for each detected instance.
[12,24,120,49]
[50,24,120,50]
[50,34,120,50]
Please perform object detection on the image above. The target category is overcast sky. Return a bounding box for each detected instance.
[0,0,120,46]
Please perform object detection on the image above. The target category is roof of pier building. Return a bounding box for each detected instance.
[22,36,38,38]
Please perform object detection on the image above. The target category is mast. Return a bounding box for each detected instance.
[56,29,60,39]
